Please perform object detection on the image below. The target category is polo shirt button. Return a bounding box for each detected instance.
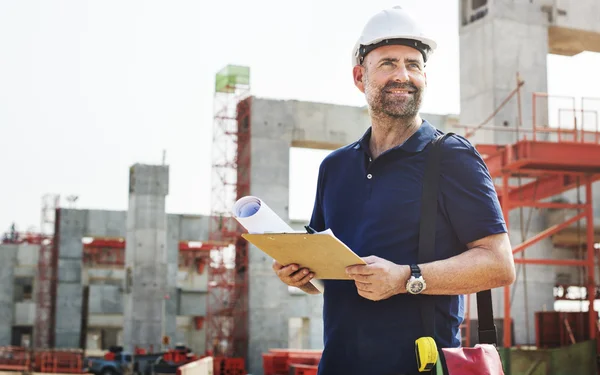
[367,174,372,179]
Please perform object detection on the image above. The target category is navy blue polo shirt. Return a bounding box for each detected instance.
[309,120,507,375]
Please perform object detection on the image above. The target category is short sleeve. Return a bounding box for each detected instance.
[308,161,326,232]
[440,136,507,246]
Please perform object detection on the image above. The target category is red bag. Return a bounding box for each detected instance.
[439,344,504,375]
[419,134,506,375]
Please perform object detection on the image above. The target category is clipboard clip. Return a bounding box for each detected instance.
[304,225,317,234]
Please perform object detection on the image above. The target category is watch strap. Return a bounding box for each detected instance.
[410,264,421,277]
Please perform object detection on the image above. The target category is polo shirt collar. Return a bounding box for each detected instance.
[354,119,437,154]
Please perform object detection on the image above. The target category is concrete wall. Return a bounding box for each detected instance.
[0,245,18,345]
[15,244,39,279]
[89,285,122,314]
[164,213,211,347]
[458,0,549,146]
[85,210,127,238]
[16,243,39,267]
[179,291,206,316]
[14,302,36,326]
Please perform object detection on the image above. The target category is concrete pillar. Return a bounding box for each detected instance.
[458,0,549,146]
[123,164,172,353]
[0,245,18,345]
[166,215,181,344]
[55,209,86,348]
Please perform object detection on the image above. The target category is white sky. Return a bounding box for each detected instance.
[1,1,599,234]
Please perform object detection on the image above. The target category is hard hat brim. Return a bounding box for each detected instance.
[352,35,437,67]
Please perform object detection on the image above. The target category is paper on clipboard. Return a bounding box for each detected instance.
[233,196,297,234]
[233,196,326,293]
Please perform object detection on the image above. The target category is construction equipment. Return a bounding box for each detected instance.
[415,336,438,372]
[261,349,321,375]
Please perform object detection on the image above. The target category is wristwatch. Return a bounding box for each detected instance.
[406,264,426,294]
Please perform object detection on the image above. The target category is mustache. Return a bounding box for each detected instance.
[383,82,418,91]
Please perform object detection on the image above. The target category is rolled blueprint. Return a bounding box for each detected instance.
[233,195,325,293]
[233,196,295,234]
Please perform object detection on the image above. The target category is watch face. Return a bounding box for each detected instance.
[409,280,424,294]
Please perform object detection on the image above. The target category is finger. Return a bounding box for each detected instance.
[289,271,314,287]
[355,281,372,292]
[361,255,380,264]
[272,260,283,271]
[346,265,374,276]
[276,264,299,277]
[347,273,372,283]
[290,268,312,283]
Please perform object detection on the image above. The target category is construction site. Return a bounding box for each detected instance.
[2,0,600,374]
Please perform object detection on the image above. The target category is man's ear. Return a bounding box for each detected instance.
[353,65,366,93]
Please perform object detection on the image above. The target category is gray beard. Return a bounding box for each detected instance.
[364,74,424,119]
[369,88,423,119]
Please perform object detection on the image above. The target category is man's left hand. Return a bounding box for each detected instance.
[346,256,409,301]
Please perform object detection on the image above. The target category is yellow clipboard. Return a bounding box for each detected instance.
[241,232,366,279]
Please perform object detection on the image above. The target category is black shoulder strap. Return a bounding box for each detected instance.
[418,132,498,347]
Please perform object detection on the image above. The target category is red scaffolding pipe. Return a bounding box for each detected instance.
[585,177,596,337]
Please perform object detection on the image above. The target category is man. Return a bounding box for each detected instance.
[272,6,515,375]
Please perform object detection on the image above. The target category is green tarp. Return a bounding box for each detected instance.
[215,65,250,93]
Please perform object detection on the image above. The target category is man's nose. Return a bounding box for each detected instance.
[391,66,410,82]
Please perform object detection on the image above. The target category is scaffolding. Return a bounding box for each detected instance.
[207,65,251,359]
[33,216,59,349]
[457,78,600,348]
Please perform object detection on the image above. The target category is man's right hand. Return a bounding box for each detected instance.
[272,261,317,288]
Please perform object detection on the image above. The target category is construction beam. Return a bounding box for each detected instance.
[499,174,579,204]
[481,140,600,178]
[475,144,504,158]
[514,258,587,266]
[291,140,344,150]
[513,211,588,255]
[552,226,600,248]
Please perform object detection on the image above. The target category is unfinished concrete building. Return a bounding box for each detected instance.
[0,165,210,353]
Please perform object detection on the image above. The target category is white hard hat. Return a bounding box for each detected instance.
[351,6,437,67]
